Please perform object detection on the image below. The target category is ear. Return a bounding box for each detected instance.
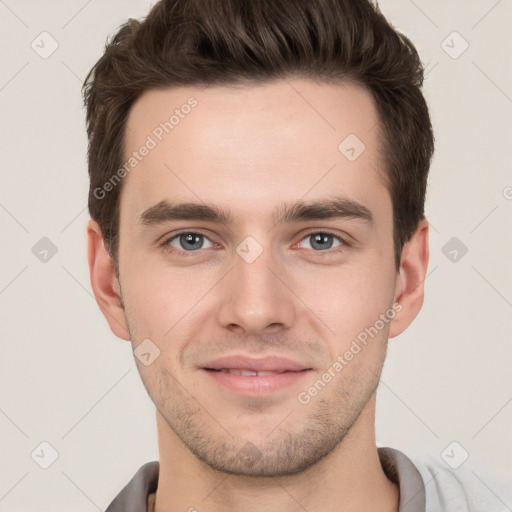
[87,219,131,341]
[389,219,429,338]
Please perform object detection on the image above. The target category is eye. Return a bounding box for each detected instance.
[298,232,344,251]
[163,232,214,252]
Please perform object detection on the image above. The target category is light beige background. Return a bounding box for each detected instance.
[0,0,511,510]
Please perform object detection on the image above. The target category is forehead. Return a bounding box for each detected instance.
[120,79,388,227]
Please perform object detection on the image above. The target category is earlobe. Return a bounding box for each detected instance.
[87,219,131,341]
[389,219,430,339]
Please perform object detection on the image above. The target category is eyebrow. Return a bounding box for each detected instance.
[138,197,374,227]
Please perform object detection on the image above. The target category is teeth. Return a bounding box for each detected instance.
[220,369,281,376]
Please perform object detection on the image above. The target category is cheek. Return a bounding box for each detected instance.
[296,260,396,345]
[121,259,218,337]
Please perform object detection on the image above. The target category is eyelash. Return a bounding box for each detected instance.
[158,230,349,257]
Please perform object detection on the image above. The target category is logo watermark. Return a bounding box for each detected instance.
[297,302,402,405]
[93,97,198,200]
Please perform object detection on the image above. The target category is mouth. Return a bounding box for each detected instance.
[202,354,311,373]
[205,368,304,376]
[201,355,313,395]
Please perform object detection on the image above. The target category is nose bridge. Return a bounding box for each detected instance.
[217,237,295,334]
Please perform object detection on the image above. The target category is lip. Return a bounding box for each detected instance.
[201,355,313,395]
[202,355,311,373]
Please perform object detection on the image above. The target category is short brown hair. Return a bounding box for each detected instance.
[83,0,434,272]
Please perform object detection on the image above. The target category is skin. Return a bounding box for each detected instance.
[88,78,429,512]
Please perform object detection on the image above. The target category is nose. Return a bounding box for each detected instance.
[216,243,296,336]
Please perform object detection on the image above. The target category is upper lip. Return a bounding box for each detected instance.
[202,355,311,372]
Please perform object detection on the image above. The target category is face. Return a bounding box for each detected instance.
[115,79,401,476]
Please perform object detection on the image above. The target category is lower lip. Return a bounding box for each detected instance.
[202,369,312,395]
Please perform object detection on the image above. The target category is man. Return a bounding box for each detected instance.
[84,1,508,511]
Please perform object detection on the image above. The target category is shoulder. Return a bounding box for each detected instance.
[105,460,159,512]
[408,452,512,512]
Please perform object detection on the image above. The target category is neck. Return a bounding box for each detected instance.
[152,395,399,512]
